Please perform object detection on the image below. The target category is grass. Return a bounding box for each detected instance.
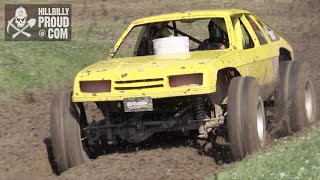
[0,0,319,178]
[0,20,126,102]
[0,0,296,103]
[214,128,320,180]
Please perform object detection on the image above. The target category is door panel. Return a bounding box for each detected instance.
[239,15,274,87]
[230,16,254,77]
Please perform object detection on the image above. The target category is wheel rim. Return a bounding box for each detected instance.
[80,128,90,161]
[73,102,90,161]
[256,97,265,146]
[305,82,313,123]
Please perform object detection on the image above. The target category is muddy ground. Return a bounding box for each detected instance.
[0,0,319,179]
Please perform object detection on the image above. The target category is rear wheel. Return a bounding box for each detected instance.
[50,90,89,173]
[274,61,317,136]
[273,61,293,137]
[288,61,317,131]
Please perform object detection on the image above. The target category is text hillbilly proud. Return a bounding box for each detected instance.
[38,7,70,39]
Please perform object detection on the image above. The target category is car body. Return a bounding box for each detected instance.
[72,9,293,103]
[51,10,319,172]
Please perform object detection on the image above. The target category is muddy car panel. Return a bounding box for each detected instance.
[72,9,293,102]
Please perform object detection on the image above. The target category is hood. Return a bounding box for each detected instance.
[76,50,230,81]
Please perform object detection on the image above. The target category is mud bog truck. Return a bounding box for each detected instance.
[50,9,317,172]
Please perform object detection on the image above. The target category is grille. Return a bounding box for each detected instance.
[114,78,164,90]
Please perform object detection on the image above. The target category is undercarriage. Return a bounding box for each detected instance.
[84,95,226,145]
[50,61,317,173]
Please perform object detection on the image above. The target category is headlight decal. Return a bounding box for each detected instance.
[169,73,203,87]
[80,80,111,93]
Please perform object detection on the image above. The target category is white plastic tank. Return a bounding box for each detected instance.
[153,36,189,55]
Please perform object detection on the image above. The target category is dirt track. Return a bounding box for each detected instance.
[0,0,319,179]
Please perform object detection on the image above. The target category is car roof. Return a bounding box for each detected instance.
[131,9,250,25]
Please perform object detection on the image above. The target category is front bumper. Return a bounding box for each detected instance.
[72,85,216,102]
[72,67,217,102]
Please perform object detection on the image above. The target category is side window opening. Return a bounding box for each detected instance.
[240,21,254,49]
[245,15,268,45]
[231,16,254,49]
[191,18,229,51]
[256,19,280,42]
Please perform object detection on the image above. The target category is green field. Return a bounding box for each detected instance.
[215,128,320,180]
[0,21,126,102]
[0,0,319,178]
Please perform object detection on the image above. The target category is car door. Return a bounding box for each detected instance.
[244,14,277,87]
[231,14,273,88]
[229,15,255,77]
[253,16,283,82]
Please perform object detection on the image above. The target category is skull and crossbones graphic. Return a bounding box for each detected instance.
[7,6,36,39]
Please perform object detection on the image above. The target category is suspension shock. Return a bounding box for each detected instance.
[96,102,109,118]
[194,97,206,120]
[96,102,122,124]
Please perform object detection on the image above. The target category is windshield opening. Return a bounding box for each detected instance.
[115,18,229,58]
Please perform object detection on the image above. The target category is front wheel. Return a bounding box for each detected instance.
[241,77,266,154]
[227,76,267,160]
[50,90,89,173]
[227,77,246,160]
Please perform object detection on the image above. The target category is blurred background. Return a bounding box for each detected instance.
[0,0,319,101]
[0,0,319,179]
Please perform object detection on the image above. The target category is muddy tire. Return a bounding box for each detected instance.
[274,61,293,137]
[50,91,69,173]
[50,90,88,173]
[227,77,246,160]
[288,61,317,131]
[241,77,266,154]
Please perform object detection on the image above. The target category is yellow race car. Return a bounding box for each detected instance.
[50,9,317,172]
